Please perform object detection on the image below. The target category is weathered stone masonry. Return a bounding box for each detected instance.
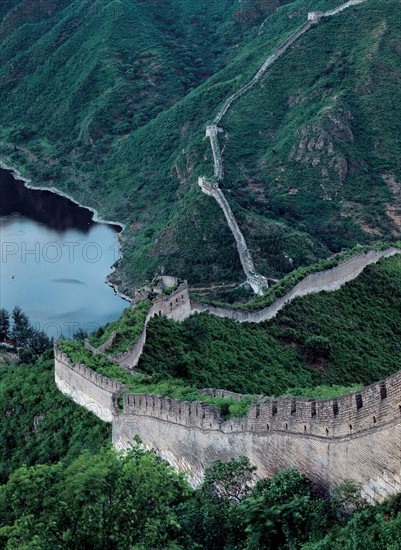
[55,345,401,502]
[57,0,390,498]
[85,282,191,369]
[55,349,124,423]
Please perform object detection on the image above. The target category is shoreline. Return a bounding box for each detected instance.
[0,158,133,304]
[0,160,126,230]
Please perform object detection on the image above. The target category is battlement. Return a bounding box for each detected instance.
[56,247,401,497]
[191,248,401,323]
[115,371,401,439]
[55,348,124,393]
[149,281,191,322]
[56,329,401,499]
[205,124,223,138]
[113,372,401,497]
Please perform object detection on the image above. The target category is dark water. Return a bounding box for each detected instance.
[0,168,127,338]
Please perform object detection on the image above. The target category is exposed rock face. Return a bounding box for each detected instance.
[290,107,354,199]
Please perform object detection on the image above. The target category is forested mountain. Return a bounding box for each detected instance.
[1,0,400,291]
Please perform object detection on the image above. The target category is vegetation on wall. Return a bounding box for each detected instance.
[58,339,256,420]
[88,300,151,353]
[140,255,401,396]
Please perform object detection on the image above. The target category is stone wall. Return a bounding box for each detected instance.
[191,248,401,323]
[323,0,367,18]
[54,348,125,423]
[198,176,268,294]
[107,282,192,369]
[56,340,401,499]
[56,249,401,500]
[112,372,401,501]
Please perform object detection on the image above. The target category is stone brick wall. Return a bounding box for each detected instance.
[87,282,192,370]
[56,336,401,500]
[150,282,192,322]
[56,251,401,500]
[191,248,401,323]
[54,348,125,422]
[113,372,401,500]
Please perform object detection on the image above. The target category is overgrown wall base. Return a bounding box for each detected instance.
[112,412,401,502]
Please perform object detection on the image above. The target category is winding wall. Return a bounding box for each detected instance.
[56,247,401,500]
[90,282,192,369]
[56,0,393,498]
[54,349,125,423]
[55,343,401,502]
[191,248,400,323]
[112,373,401,502]
[199,0,368,292]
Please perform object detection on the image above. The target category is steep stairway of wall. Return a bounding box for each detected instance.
[324,0,367,17]
[199,0,368,294]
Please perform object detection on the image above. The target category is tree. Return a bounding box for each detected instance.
[179,457,255,549]
[304,335,332,360]
[240,469,332,548]
[203,456,256,503]
[27,329,52,355]
[11,307,32,347]
[0,309,10,341]
[0,446,192,549]
[73,328,88,341]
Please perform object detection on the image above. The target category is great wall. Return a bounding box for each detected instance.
[53,0,401,503]
[198,0,367,294]
[56,246,401,501]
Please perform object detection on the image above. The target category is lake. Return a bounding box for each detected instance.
[0,167,127,338]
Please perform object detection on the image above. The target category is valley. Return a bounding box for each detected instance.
[1,0,401,547]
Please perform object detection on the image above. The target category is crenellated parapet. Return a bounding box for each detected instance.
[56,323,401,501]
[114,372,401,440]
[149,281,191,322]
[54,346,125,422]
[111,371,401,498]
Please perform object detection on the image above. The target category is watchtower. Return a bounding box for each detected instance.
[308,11,323,21]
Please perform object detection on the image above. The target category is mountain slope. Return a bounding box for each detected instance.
[139,254,401,396]
[0,0,400,292]
[221,0,401,275]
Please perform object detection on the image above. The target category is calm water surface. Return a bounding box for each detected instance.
[0,168,127,337]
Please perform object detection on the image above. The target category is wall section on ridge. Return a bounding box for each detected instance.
[55,249,401,501]
[191,248,401,322]
[112,372,401,500]
[54,348,125,423]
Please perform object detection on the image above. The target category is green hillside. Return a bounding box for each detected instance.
[139,254,401,396]
[1,0,400,292]
[0,352,109,483]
